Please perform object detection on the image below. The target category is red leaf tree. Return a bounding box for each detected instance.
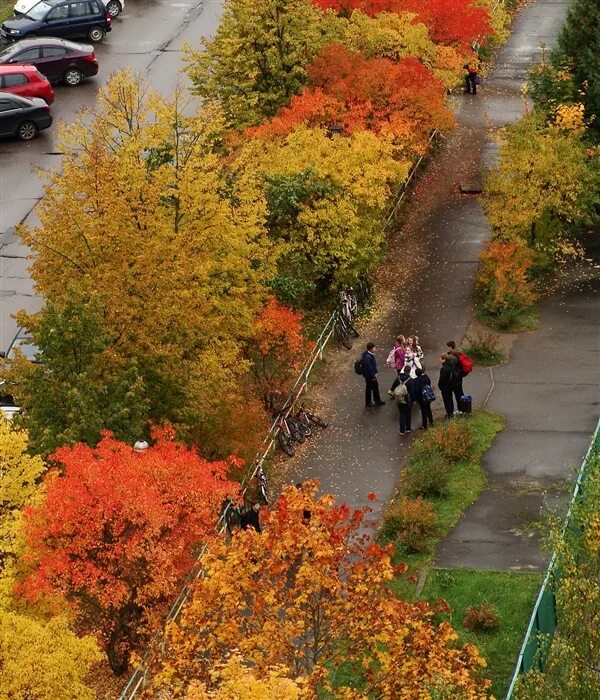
[250,46,454,152]
[20,427,238,674]
[248,296,312,412]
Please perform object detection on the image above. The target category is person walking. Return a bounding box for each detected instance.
[387,335,406,396]
[446,340,465,410]
[438,354,458,419]
[464,55,479,95]
[240,502,262,533]
[404,336,422,378]
[414,367,434,429]
[362,342,385,408]
[394,364,415,435]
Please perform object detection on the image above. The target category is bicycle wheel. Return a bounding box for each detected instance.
[335,320,352,349]
[340,314,360,338]
[287,417,306,443]
[258,479,269,505]
[306,411,328,428]
[278,431,296,456]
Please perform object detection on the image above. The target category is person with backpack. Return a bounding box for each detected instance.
[394,364,416,435]
[447,340,473,411]
[386,335,406,396]
[414,367,435,429]
[438,354,459,419]
[360,342,385,408]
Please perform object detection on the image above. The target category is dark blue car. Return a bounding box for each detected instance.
[1,0,111,43]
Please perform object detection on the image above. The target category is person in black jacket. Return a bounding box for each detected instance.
[362,342,385,408]
[240,502,262,533]
[438,354,458,418]
[413,367,434,429]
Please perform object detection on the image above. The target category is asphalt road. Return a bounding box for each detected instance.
[0,0,223,351]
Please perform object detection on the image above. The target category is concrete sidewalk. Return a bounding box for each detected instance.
[281,0,599,571]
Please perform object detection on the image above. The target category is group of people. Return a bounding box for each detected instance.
[360,337,470,434]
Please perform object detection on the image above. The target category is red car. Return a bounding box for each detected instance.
[0,63,54,104]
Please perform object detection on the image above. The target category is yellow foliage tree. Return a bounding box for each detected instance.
[17,71,275,455]
[0,610,100,699]
[241,126,409,288]
[146,482,491,698]
[0,417,45,601]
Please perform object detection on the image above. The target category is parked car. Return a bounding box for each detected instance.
[0,91,52,139]
[14,0,123,18]
[0,37,98,86]
[0,63,54,103]
[1,0,112,43]
[0,327,39,420]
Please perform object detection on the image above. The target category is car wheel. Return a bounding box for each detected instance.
[106,0,121,16]
[17,121,37,141]
[88,26,105,42]
[64,68,83,86]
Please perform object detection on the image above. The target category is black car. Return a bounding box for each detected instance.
[0,90,51,139]
[0,37,98,85]
[1,0,111,43]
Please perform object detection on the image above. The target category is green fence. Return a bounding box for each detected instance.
[504,418,600,699]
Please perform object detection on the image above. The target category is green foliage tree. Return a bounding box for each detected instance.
[515,453,600,699]
[184,0,343,128]
[558,0,600,134]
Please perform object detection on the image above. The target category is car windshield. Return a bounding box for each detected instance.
[26,2,52,20]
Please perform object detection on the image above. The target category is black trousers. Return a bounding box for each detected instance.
[453,376,464,407]
[465,73,477,94]
[365,378,382,406]
[418,400,434,428]
[441,389,455,418]
[397,402,412,432]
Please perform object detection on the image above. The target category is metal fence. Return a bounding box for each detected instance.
[504,417,600,699]
[118,135,437,700]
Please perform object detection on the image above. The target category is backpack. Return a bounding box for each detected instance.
[457,352,473,375]
[422,384,436,403]
[386,347,396,368]
[394,380,409,405]
[354,358,364,376]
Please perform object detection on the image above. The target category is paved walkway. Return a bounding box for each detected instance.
[282,0,600,571]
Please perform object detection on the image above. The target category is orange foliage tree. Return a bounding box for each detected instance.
[248,296,311,412]
[20,428,239,675]
[147,482,491,697]
[250,45,453,153]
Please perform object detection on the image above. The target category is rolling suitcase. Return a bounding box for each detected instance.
[459,395,472,414]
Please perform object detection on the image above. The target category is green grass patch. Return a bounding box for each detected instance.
[421,569,541,699]
[0,0,13,23]
[477,306,539,333]
[387,410,504,599]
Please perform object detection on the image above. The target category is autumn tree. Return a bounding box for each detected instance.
[16,71,275,457]
[250,45,454,153]
[0,417,45,599]
[343,10,465,89]
[240,125,408,290]
[247,297,311,412]
[147,482,491,697]
[21,428,238,674]
[483,110,596,248]
[184,0,343,128]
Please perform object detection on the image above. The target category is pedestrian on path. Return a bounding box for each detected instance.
[438,354,459,418]
[240,502,262,533]
[394,364,414,435]
[414,367,434,429]
[464,54,479,95]
[404,336,422,378]
[387,335,406,396]
[446,340,465,408]
[362,342,386,408]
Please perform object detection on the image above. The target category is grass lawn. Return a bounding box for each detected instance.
[387,409,504,599]
[0,0,12,24]
[421,569,541,699]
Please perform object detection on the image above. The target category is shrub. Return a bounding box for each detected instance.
[463,603,501,632]
[464,331,505,366]
[476,241,536,329]
[403,442,452,497]
[382,496,438,553]
[430,420,474,462]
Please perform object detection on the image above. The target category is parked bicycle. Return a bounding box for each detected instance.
[294,404,328,433]
[334,308,359,349]
[274,410,306,456]
[340,286,358,322]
